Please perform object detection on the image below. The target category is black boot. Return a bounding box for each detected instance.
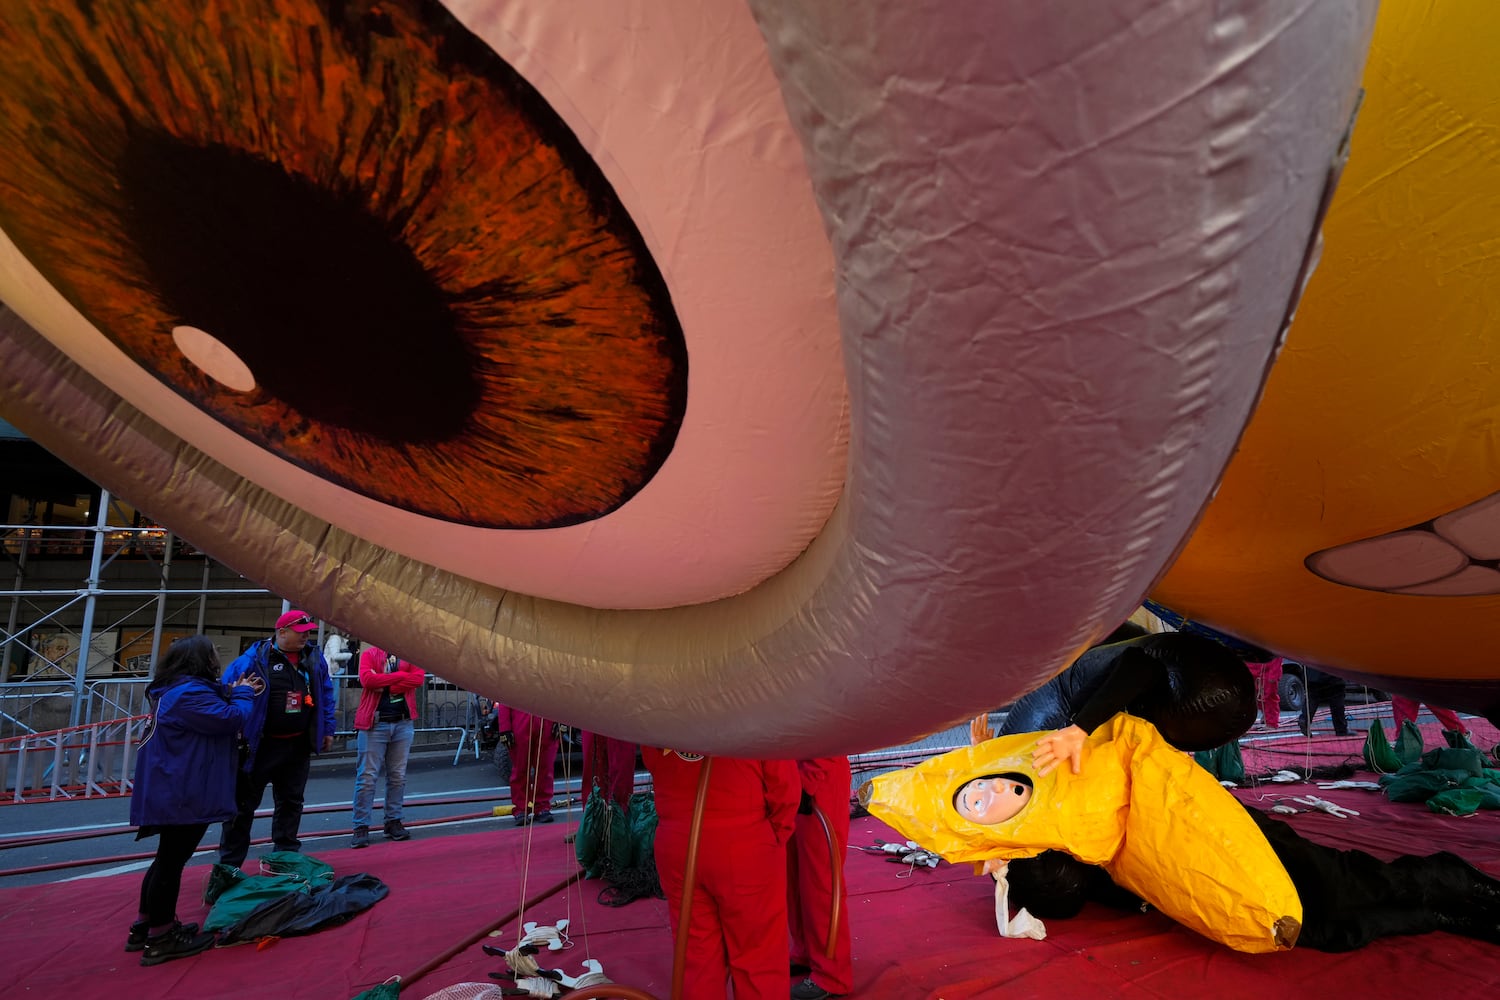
[140,922,216,966]
[128,919,197,953]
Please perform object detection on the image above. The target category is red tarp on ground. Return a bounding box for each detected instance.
[3,718,1499,999]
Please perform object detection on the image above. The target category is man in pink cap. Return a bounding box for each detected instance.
[218,609,337,868]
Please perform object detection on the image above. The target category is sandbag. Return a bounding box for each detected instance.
[575,786,630,880]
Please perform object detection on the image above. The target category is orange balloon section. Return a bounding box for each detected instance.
[1153,1,1500,713]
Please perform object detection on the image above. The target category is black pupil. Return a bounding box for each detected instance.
[118,130,481,442]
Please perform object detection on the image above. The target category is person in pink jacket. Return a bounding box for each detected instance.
[350,645,425,847]
[496,704,560,824]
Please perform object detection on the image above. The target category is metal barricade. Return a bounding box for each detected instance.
[0,714,147,803]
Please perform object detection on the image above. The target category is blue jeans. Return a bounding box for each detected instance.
[352,719,414,828]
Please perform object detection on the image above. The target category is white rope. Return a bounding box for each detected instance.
[513,717,543,934]
[555,724,576,951]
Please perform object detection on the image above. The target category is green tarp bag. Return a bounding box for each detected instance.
[1193,741,1245,786]
[1420,746,1486,778]
[1381,769,1456,803]
[204,873,316,932]
[204,851,337,932]
[1428,784,1500,816]
[258,850,336,884]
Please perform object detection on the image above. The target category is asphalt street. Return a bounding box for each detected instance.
[0,746,603,890]
[0,721,972,893]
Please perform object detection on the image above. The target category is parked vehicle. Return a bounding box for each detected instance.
[1278,660,1388,712]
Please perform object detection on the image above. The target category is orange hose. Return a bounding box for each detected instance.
[671,755,713,1000]
[811,803,843,961]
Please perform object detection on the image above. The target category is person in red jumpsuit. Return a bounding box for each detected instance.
[646,749,799,1000]
[1245,655,1285,729]
[496,704,559,824]
[580,731,638,813]
[787,756,853,1000]
[1389,695,1470,740]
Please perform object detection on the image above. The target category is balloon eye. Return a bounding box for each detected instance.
[0,0,686,530]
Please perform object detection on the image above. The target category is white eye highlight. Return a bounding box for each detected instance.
[172,325,256,393]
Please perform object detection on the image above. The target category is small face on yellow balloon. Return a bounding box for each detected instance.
[952,772,1033,825]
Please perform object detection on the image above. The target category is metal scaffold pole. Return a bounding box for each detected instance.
[68,489,110,729]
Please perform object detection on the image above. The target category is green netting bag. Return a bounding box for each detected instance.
[575,785,630,880]
[595,791,663,907]
[1363,719,1402,773]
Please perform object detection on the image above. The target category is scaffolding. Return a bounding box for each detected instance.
[0,487,280,739]
[0,481,490,770]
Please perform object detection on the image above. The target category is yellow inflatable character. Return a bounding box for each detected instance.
[863,714,1301,953]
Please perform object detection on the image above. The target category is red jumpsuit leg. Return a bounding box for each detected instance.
[1390,696,1419,731]
[646,753,797,1000]
[508,712,542,816]
[1428,705,1467,733]
[788,837,809,970]
[709,826,790,1000]
[657,828,730,999]
[789,760,853,994]
[580,731,605,803]
[532,722,558,813]
[603,737,637,812]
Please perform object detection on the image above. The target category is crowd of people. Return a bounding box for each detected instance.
[127,608,1491,992]
[125,607,858,997]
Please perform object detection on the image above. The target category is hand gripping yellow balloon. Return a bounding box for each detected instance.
[862,714,1301,953]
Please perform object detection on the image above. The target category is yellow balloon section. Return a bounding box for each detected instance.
[1153,2,1500,696]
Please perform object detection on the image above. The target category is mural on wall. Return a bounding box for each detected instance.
[15,630,119,680]
[118,629,200,675]
[0,0,686,530]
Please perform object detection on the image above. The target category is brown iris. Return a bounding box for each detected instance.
[0,0,686,528]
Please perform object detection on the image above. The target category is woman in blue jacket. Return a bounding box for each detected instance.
[128,635,261,966]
